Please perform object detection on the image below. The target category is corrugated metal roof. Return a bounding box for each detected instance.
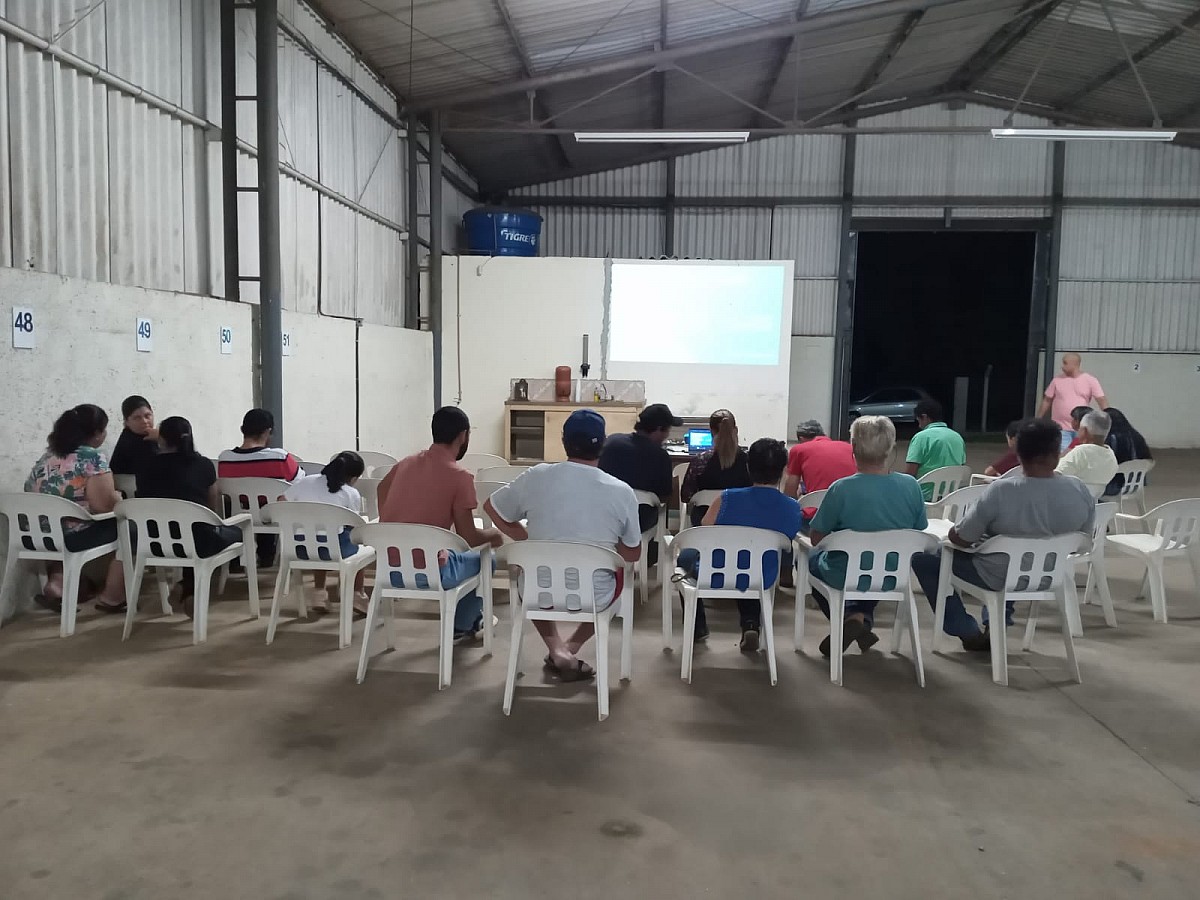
[532,206,665,257]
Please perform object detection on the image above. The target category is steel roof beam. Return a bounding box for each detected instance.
[753,0,812,128]
[947,0,1067,92]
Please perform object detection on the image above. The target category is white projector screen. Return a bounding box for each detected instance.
[609,262,786,365]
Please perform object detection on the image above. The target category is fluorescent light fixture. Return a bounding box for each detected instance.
[574,130,750,144]
[991,127,1176,142]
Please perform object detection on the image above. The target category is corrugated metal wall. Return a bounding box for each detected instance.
[1,0,412,327]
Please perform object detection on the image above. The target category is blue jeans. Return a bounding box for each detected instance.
[1060,429,1075,452]
[911,550,1013,637]
[676,548,791,635]
[808,553,882,628]
[442,550,484,634]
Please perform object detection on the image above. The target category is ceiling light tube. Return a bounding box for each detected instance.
[574,130,750,144]
[991,127,1176,142]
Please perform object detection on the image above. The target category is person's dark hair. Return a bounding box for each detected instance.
[1105,408,1152,461]
[915,398,943,422]
[241,408,275,437]
[562,435,603,461]
[747,438,788,484]
[1005,419,1023,439]
[48,404,108,457]
[431,406,470,445]
[323,451,365,493]
[1015,418,1061,464]
[121,395,151,419]
[1070,405,1092,426]
[159,416,199,458]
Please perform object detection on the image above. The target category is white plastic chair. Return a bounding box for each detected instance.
[299,460,327,475]
[460,453,507,476]
[501,540,631,721]
[1112,459,1155,520]
[1106,499,1200,624]
[476,465,530,484]
[358,451,398,477]
[632,490,668,609]
[680,488,721,534]
[115,498,257,644]
[808,529,937,686]
[945,534,1087,686]
[114,474,138,498]
[797,489,828,512]
[789,490,828,630]
[263,502,377,649]
[917,465,973,504]
[671,526,791,686]
[474,481,507,529]
[216,477,290,591]
[0,493,119,637]
[970,473,998,487]
[926,482,988,522]
[351,523,493,688]
[356,477,383,521]
[1060,501,1120,634]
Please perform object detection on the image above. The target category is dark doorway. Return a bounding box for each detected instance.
[850,231,1037,435]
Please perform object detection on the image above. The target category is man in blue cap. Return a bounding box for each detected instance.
[486,409,642,681]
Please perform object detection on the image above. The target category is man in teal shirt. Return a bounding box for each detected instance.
[904,398,966,500]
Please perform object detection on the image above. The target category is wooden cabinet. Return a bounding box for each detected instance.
[504,403,642,462]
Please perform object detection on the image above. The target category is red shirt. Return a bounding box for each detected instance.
[786,436,856,517]
[377,445,476,530]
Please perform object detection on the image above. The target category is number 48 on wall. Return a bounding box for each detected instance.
[12,307,35,349]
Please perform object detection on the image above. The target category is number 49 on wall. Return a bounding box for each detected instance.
[136,317,153,352]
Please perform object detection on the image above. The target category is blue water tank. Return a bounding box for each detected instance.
[462,208,542,257]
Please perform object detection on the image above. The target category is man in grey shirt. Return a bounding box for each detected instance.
[912,418,1095,652]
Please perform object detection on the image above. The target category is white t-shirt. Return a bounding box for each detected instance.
[490,462,640,608]
[1055,443,1118,488]
[283,473,363,513]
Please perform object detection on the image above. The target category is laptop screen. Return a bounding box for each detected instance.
[685,429,713,453]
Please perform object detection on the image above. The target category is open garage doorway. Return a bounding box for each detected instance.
[848,227,1042,438]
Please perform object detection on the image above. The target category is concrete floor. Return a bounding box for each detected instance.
[1,447,1199,900]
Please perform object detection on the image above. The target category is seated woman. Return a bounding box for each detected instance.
[1103,407,1152,497]
[24,404,126,612]
[282,451,369,615]
[109,395,159,478]
[808,415,927,658]
[136,416,242,618]
[984,420,1022,477]
[679,409,751,527]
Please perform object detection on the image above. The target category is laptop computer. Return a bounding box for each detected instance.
[685,428,713,454]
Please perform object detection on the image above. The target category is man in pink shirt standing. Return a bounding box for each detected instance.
[1038,352,1109,452]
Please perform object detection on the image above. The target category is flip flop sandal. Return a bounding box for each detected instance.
[94,599,128,614]
[557,659,596,683]
[34,593,64,613]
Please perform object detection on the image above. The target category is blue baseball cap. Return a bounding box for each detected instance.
[563,409,606,448]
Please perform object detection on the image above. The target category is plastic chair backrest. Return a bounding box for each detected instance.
[358,451,398,475]
[299,460,327,475]
[264,501,367,563]
[217,478,291,525]
[476,465,530,484]
[353,523,470,595]
[1083,502,1119,553]
[971,533,1086,593]
[815,529,938,593]
[1146,499,1200,553]
[474,481,506,527]
[1115,459,1154,496]
[460,453,507,475]
[673,462,689,486]
[937,483,989,523]
[673,525,791,592]
[503,540,624,613]
[115,498,228,560]
[917,465,973,503]
[356,477,382,519]
[114,474,138,498]
[0,492,94,554]
[797,489,827,510]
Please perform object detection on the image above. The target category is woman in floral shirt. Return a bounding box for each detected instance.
[25,404,126,613]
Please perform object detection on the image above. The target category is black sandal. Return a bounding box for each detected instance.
[94,599,128,614]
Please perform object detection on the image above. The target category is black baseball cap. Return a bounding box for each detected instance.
[638,403,683,430]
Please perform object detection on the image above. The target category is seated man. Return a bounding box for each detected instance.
[1056,410,1118,492]
[783,419,855,531]
[912,419,1095,651]
[217,408,301,568]
[905,398,966,500]
[1063,405,1093,453]
[598,403,679,562]
[983,420,1022,477]
[486,410,641,681]
[678,438,801,651]
[809,416,927,657]
[376,407,504,639]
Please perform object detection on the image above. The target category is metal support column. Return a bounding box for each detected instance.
[1043,141,1065,390]
[430,111,444,409]
[664,157,676,257]
[256,0,284,443]
[405,113,421,329]
[220,0,239,303]
[830,133,858,439]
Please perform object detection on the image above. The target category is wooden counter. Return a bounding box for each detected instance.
[504,401,643,462]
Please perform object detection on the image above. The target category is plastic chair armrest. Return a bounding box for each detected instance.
[89,511,117,522]
[1114,512,1143,524]
[223,513,253,527]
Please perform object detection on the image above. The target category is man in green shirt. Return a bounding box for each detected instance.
[904,399,966,500]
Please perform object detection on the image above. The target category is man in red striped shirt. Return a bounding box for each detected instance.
[217,408,300,567]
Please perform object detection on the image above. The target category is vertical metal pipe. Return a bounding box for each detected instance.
[429,111,444,409]
[257,0,285,444]
[405,113,420,329]
[830,132,858,439]
[664,156,676,257]
[220,0,239,302]
[1043,141,1065,390]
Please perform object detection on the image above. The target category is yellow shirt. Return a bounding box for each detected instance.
[1055,443,1118,488]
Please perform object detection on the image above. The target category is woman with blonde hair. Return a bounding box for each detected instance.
[679,408,751,526]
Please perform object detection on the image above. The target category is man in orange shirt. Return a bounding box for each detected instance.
[377,407,503,641]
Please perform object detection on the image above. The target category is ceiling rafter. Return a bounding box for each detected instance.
[752,0,811,128]
[852,10,925,100]
[947,0,1068,92]
[491,0,572,170]
[1054,8,1200,113]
